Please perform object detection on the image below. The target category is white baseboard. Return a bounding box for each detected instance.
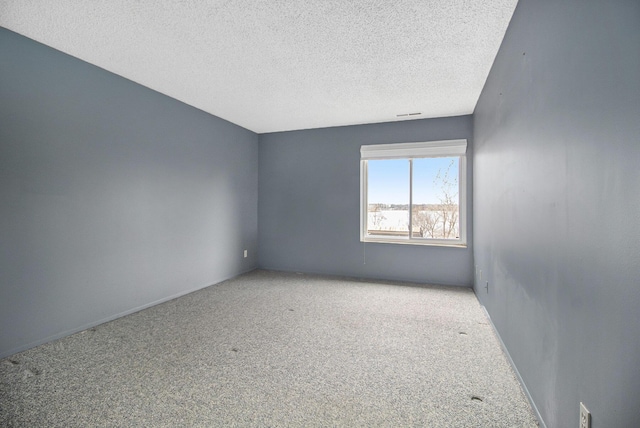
[1,268,256,359]
[478,302,547,428]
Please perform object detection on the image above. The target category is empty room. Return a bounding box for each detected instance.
[1,1,638,427]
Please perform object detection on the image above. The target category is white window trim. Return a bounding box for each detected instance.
[360,140,467,248]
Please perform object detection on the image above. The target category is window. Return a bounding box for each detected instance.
[360,140,467,247]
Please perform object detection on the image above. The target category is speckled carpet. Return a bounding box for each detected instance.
[1,270,538,427]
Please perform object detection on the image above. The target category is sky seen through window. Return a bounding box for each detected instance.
[367,157,459,205]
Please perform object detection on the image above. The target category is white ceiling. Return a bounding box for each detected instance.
[0,1,518,134]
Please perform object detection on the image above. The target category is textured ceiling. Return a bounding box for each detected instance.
[0,1,518,133]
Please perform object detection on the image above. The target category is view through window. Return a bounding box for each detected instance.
[360,140,466,246]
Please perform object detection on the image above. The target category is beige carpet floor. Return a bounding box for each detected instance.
[1,270,538,427]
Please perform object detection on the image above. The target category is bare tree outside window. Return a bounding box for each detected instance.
[412,159,459,239]
[369,203,386,229]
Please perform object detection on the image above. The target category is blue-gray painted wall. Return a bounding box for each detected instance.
[473,1,640,427]
[0,28,259,358]
[258,116,474,286]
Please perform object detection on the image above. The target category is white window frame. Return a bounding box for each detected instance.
[360,139,467,247]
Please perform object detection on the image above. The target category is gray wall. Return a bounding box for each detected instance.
[259,116,474,286]
[473,1,640,427]
[0,28,258,358]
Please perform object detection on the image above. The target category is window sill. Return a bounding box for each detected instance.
[361,237,467,248]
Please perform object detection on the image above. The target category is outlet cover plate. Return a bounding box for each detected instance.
[580,402,591,428]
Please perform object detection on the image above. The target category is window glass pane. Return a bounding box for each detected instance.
[367,159,409,237]
[411,157,460,239]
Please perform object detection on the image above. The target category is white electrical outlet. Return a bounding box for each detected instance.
[243,250,247,258]
[580,402,591,428]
